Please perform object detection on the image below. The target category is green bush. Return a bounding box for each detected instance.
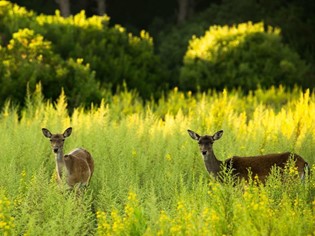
[35,11,165,100]
[0,1,165,107]
[179,22,310,92]
[156,0,315,89]
[0,28,101,108]
[155,0,263,89]
[35,11,165,99]
[0,1,36,39]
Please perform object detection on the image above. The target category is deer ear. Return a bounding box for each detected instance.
[42,128,52,138]
[63,127,72,138]
[213,130,223,140]
[187,130,200,141]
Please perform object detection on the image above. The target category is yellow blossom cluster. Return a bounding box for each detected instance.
[156,199,226,236]
[0,197,15,235]
[96,191,143,235]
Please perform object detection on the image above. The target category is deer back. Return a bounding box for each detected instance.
[64,148,94,187]
[225,152,308,182]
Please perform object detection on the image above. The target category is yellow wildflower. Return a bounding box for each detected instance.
[165,153,172,161]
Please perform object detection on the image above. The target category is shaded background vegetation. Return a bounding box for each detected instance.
[0,0,314,109]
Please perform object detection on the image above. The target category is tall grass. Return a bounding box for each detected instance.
[0,86,314,235]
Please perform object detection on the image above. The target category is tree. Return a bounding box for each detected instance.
[177,0,195,24]
[96,0,106,15]
[55,0,71,17]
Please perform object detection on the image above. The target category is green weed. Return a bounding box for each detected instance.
[0,87,314,235]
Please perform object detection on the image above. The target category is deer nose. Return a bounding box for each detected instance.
[53,148,59,153]
[202,150,207,155]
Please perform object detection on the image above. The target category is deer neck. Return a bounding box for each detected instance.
[54,150,66,179]
[204,150,222,176]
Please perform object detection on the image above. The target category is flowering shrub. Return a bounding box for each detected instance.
[0,195,15,235]
[97,191,146,235]
[180,22,310,92]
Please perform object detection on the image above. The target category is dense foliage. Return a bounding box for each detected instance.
[0,1,314,109]
[0,27,100,108]
[0,1,165,108]
[0,87,315,235]
[33,12,165,100]
[180,22,309,92]
[156,0,315,88]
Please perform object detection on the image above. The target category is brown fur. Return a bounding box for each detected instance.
[225,152,307,182]
[188,129,309,182]
[42,127,94,187]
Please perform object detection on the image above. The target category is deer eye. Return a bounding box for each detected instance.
[199,141,211,145]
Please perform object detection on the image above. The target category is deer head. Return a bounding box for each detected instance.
[188,129,223,158]
[42,127,72,154]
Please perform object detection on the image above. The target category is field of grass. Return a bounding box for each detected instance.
[0,85,315,235]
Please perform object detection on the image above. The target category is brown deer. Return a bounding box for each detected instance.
[188,129,309,182]
[42,127,94,188]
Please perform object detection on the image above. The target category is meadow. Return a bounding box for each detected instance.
[0,85,315,235]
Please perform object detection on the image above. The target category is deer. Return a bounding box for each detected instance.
[188,129,309,183]
[42,127,94,188]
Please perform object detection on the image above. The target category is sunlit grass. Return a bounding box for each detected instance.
[0,86,314,235]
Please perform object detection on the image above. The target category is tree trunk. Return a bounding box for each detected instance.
[96,0,106,15]
[177,0,194,24]
[55,0,71,17]
[177,0,188,24]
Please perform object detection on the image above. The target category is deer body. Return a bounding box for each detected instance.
[42,127,94,187]
[188,129,309,182]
